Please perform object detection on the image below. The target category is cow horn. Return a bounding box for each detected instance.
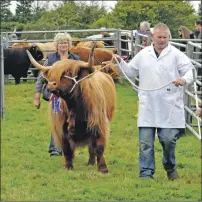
[78,43,96,69]
[26,50,50,71]
[88,42,96,68]
[22,35,28,41]
[77,61,90,68]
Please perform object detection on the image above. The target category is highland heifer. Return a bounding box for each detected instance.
[26,48,116,173]
[70,46,113,65]
[70,46,120,82]
[4,46,43,84]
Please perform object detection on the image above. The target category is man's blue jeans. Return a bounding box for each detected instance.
[139,127,182,178]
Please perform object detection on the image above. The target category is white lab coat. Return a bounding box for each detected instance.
[119,43,195,128]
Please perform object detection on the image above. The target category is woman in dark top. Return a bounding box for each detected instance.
[34,33,80,156]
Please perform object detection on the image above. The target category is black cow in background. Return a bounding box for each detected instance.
[4,46,43,84]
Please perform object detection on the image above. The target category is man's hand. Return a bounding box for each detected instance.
[172,78,186,87]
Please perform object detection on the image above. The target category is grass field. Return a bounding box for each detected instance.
[1,81,201,201]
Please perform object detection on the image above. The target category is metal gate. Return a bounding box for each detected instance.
[0,28,119,119]
[116,31,202,139]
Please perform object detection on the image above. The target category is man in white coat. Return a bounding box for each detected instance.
[114,23,195,180]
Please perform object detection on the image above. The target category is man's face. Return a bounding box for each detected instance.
[195,23,201,31]
[152,28,169,51]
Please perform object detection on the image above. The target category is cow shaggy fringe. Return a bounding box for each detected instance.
[93,63,121,83]
[80,71,116,134]
[45,60,116,148]
[48,99,68,147]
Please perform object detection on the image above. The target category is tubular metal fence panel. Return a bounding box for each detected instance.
[116,31,202,139]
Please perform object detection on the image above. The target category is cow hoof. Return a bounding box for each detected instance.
[99,168,108,173]
[101,168,108,173]
[64,164,73,170]
[98,164,108,173]
[87,159,95,165]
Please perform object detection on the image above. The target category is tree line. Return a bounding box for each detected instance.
[1,0,201,38]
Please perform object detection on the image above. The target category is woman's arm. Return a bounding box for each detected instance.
[33,59,48,109]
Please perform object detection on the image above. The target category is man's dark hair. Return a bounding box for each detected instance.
[195,20,202,26]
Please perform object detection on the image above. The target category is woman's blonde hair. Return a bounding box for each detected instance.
[54,33,72,49]
[178,26,191,39]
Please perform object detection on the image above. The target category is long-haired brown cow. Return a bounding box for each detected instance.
[11,42,32,48]
[12,42,56,60]
[70,46,113,65]
[74,41,105,48]
[26,47,116,173]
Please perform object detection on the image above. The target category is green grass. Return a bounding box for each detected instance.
[1,81,201,201]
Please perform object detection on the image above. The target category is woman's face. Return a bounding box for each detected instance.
[140,25,146,32]
[57,40,69,52]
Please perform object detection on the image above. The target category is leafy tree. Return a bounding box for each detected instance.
[15,0,199,40]
[0,0,13,22]
[198,2,202,17]
[150,1,198,37]
[76,1,107,29]
[93,1,198,38]
[31,1,48,22]
[15,0,34,23]
[62,0,75,3]
[39,2,78,30]
[90,12,122,29]
[23,1,108,38]
[23,2,78,39]
[1,22,24,33]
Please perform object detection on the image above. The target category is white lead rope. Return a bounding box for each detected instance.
[114,56,201,138]
[113,56,190,125]
[192,69,201,138]
[113,56,174,91]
